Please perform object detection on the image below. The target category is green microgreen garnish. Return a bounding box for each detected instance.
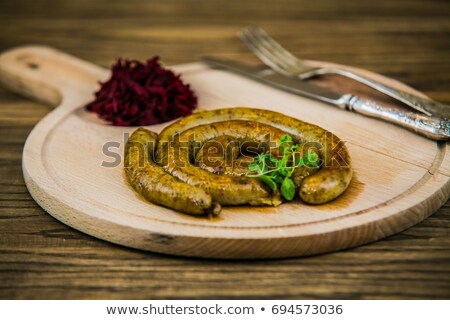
[247,134,319,201]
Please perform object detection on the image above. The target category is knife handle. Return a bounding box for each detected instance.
[322,67,450,118]
[345,96,450,141]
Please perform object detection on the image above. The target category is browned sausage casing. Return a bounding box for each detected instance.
[158,120,287,206]
[124,128,221,215]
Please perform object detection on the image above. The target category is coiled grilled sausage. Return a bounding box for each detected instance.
[157,107,352,204]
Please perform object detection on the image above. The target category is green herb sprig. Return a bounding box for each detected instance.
[247,134,319,201]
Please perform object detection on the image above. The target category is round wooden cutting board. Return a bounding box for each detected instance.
[0,46,448,259]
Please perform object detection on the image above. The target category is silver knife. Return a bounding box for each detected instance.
[202,57,450,141]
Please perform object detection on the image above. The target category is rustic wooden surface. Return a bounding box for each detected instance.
[1,45,448,260]
[0,0,449,299]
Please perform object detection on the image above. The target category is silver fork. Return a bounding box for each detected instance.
[238,26,450,119]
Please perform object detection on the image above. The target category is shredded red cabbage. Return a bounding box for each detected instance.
[85,57,197,126]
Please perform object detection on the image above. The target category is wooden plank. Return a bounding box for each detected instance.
[0,0,449,299]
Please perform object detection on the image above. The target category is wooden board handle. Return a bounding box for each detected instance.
[0,46,107,106]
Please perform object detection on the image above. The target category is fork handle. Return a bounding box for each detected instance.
[316,68,450,118]
[343,95,450,141]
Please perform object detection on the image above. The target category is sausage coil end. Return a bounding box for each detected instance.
[124,128,220,216]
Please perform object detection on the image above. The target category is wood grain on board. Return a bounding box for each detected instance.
[0,0,449,299]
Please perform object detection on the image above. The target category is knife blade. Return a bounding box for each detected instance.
[201,57,449,141]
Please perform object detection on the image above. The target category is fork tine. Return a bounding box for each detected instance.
[250,27,300,67]
[240,27,292,69]
[241,26,303,74]
[238,28,293,75]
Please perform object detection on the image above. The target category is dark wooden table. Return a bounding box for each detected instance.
[1,0,449,299]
